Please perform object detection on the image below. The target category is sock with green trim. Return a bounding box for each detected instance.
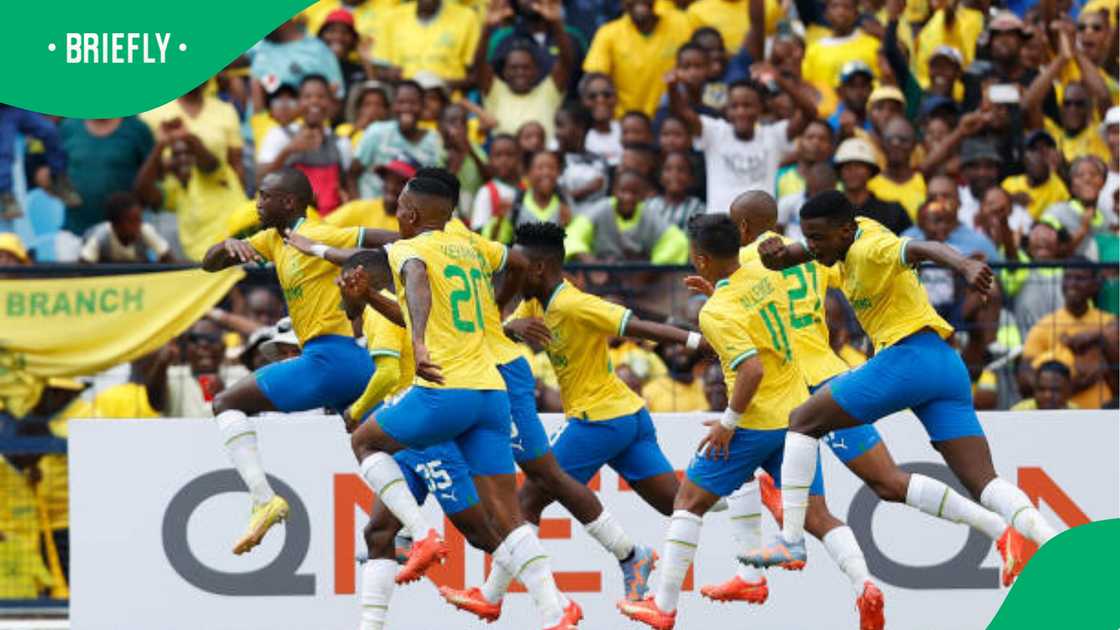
[906,473,1006,540]
[359,559,396,630]
[500,524,565,626]
[654,510,703,612]
[216,410,274,506]
[980,478,1057,545]
[727,482,763,582]
[360,453,431,537]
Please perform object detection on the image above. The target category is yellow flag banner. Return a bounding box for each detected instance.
[0,267,244,417]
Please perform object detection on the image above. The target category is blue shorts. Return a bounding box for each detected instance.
[687,428,825,497]
[256,335,373,412]
[551,407,673,484]
[499,357,551,464]
[809,379,884,465]
[829,331,984,443]
[395,443,479,515]
[376,387,514,476]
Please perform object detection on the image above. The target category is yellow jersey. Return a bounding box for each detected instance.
[372,2,481,81]
[802,31,880,92]
[444,219,524,366]
[642,375,708,412]
[1002,173,1070,220]
[868,172,926,221]
[162,165,248,262]
[685,0,782,53]
[363,302,415,395]
[913,8,983,88]
[325,198,400,231]
[837,217,954,351]
[1045,118,1111,164]
[387,230,505,390]
[583,8,695,116]
[512,281,646,420]
[741,233,849,388]
[247,218,362,344]
[699,263,809,430]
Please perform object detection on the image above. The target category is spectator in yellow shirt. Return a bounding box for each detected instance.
[1003,131,1071,220]
[868,116,926,221]
[1010,359,1077,411]
[583,0,696,117]
[328,156,415,230]
[912,1,983,89]
[800,0,881,118]
[642,336,709,412]
[685,0,781,54]
[700,360,727,411]
[371,0,481,90]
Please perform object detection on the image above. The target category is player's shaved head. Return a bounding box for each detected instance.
[730,191,777,228]
[268,167,315,209]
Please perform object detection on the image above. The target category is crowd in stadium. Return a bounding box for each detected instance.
[2,0,1120,600]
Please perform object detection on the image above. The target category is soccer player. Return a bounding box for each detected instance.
[691,192,1030,586]
[450,222,701,615]
[345,176,579,630]
[617,214,883,630]
[201,168,393,555]
[743,190,1057,571]
[332,251,504,630]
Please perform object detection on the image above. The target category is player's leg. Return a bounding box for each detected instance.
[459,390,576,629]
[618,428,758,628]
[702,480,769,604]
[360,501,403,630]
[612,409,680,517]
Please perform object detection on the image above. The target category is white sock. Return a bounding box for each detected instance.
[781,432,819,544]
[500,525,565,626]
[359,559,396,630]
[822,526,872,596]
[216,410,274,505]
[980,478,1057,546]
[654,510,702,612]
[585,510,636,562]
[481,545,515,604]
[726,482,763,582]
[906,474,1006,540]
[360,453,431,537]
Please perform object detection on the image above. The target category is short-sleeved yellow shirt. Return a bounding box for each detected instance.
[700,263,809,430]
[685,0,782,52]
[837,217,954,351]
[325,198,400,231]
[868,172,927,222]
[372,2,481,81]
[512,281,646,420]
[741,233,850,388]
[247,218,362,344]
[1002,173,1071,220]
[387,230,505,390]
[802,31,881,92]
[583,9,695,116]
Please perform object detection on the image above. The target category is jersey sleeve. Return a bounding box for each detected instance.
[569,290,631,337]
[471,236,509,274]
[368,310,407,358]
[386,240,420,275]
[509,298,539,321]
[700,303,757,371]
[245,229,276,262]
[582,24,612,74]
[307,223,363,249]
[855,226,909,270]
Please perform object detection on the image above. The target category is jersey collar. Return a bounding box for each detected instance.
[714,278,730,290]
[544,281,567,311]
[289,216,306,233]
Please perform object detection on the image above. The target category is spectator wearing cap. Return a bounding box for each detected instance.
[799,0,880,117]
[869,117,925,221]
[317,9,373,95]
[58,116,154,238]
[827,61,873,139]
[257,74,353,215]
[582,0,694,117]
[327,155,417,231]
[1010,358,1077,411]
[486,0,589,96]
[352,80,444,200]
[300,0,381,41]
[883,0,963,119]
[1022,261,1118,409]
[1043,155,1111,259]
[0,232,30,266]
[249,19,344,108]
[834,137,912,234]
[79,192,173,264]
[1003,130,1071,220]
[956,138,1020,232]
[1100,106,1120,219]
[370,0,480,90]
[962,12,1055,115]
[477,0,572,140]
[911,0,983,90]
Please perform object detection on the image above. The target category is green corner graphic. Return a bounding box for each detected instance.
[988,519,1120,629]
[0,0,313,117]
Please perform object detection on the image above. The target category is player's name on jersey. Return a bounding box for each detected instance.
[57,33,182,64]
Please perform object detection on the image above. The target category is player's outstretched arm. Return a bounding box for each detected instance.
[284,229,361,266]
[401,259,444,385]
[201,238,261,271]
[625,318,707,353]
[905,240,995,297]
[360,229,400,248]
[758,236,813,271]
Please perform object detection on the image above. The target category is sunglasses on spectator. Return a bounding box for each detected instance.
[586,90,614,100]
[188,332,223,345]
[884,134,914,145]
[1063,99,1090,108]
[1077,22,1106,32]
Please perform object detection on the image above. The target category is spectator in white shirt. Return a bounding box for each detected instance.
[80,192,172,263]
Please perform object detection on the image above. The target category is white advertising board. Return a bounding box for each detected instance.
[70,411,1118,630]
